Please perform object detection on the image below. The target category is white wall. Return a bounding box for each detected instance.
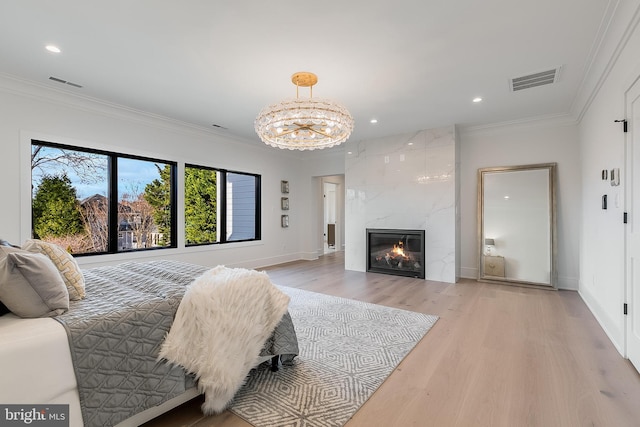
[458,119,581,289]
[577,1,640,354]
[0,76,338,270]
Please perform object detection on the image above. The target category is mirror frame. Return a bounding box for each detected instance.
[477,163,557,288]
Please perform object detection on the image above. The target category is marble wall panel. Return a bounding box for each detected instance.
[345,126,457,283]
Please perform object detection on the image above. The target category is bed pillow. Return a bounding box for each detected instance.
[0,300,9,316]
[0,244,13,316]
[0,248,69,318]
[22,239,85,300]
[0,239,20,248]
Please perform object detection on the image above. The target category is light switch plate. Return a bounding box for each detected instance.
[611,168,620,186]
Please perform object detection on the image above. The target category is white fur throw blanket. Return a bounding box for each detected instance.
[158,265,290,414]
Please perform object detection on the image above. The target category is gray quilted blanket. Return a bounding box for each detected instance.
[54,260,299,427]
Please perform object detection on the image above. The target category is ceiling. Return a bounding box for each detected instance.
[0,1,613,147]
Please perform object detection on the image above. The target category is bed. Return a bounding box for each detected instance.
[0,242,299,427]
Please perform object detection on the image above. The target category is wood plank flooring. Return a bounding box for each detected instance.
[143,251,640,427]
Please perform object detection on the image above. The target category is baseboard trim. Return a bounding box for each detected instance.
[459,267,477,280]
[578,287,625,357]
[557,275,579,290]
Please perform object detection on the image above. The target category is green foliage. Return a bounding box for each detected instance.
[32,174,85,239]
[184,167,217,244]
[144,164,173,246]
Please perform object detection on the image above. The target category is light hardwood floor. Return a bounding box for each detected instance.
[143,251,640,427]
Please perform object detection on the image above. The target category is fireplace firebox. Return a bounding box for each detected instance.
[366,228,425,279]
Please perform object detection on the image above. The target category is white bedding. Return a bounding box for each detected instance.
[0,314,197,427]
[0,314,83,426]
[0,261,298,426]
[159,265,291,414]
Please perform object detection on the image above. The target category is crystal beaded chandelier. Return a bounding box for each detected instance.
[254,72,354,150]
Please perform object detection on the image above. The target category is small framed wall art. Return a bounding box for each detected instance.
[281,180,289,194]
[281,197,289,210]
[281,215,289,228]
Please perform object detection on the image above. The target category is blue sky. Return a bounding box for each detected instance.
[32,146,165,200]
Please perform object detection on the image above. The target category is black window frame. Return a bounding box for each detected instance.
[31,139,178,256]
[185,163,261,246]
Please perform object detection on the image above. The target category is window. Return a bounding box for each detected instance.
[185,164,260,245]
[31,140,176,255]
[226,172,259,241]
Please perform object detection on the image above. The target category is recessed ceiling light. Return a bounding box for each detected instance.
[370,119,378,124]
[472,97,483,103]
[504,195,510,199]
[45,45,61,53]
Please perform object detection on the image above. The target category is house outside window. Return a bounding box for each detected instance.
[226,172,258,241]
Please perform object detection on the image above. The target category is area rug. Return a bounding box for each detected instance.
[229,286,439,427]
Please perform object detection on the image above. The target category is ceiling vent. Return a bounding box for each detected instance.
[49,76,83,88]
[510,67,560,92]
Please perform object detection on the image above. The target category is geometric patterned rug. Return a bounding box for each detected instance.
[229,286,439,427]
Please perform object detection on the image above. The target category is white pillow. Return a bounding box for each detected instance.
[0,247,69,318]
[22,239,85,300]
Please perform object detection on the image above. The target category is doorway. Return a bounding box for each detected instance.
[324,181,338,253]
[626,74,640,370]
[318,175,344,255]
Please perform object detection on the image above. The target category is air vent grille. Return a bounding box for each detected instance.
[49,76,83,88]
[510,68,560,91]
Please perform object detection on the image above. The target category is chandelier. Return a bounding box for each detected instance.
[254,72,354,150]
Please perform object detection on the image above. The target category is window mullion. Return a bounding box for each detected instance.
[219,171,228,243]
[108,155,119,252]
[169,163,178,248]
[255,175,262,240]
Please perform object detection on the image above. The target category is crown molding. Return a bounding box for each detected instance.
[457,113,578,136]
[0,72,271,148]
[0,73,338,159]
[572,0,640,122]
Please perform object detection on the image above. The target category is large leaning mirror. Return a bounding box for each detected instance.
[478,163,557,288]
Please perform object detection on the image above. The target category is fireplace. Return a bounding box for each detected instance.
[366,229,425,279]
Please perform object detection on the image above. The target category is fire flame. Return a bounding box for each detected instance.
[391,241,405,257]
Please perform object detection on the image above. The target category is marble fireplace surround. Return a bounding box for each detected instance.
[344,126,458,283]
